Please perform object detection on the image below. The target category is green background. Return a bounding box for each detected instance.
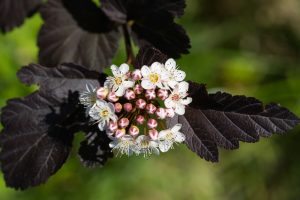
[1,0,300,199]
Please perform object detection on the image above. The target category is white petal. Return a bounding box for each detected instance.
[141,66,151,77]
[174,132,185,143]
[164,98,175,108]
[119,63,129,74]
[152,148,160,155]
[115,86,125,96]
[156,82,164,89]
[123,80,134,88]
[178,81,189,94]
[111,65,120,76]
[174,70,186,81]
[159,141,173,152]
[165,58,176,71]
[149,141,159,148]
[180,97,192,105]
[158,130,168,140]
[150,62,162,73]
[98,121,105,131]
[175,104,185,115]
[141,80,155,89]
[89,108,100,120]
[168,80,178,88]
[171,124,182,132]
[108,102,115,112]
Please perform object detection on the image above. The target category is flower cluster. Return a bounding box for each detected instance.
[80,59,192,156]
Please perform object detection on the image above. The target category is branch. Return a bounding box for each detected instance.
[122,24,136,66]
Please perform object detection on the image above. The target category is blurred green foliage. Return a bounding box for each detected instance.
[1,0,300,199]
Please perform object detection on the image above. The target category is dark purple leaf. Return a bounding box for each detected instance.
[101,0,186,23]
[78,126,113,168]
[38,0,120,71]
[0,0,42,33]
[168,83,300,162]
[0,63,106,189]
[101,0,190,58]
[135,45,168,69]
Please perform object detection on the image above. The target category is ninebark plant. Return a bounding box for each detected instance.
[0,0,299,190]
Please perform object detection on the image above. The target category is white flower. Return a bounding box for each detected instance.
[104,64,134,96]
[135,135,159,157]
[158,124,185,152]
[109,135,138,156]
[141,62,168,89]
[164,81,192,115]
[89,99,118,131]
[164,58,186,88]
[79,84,97,108]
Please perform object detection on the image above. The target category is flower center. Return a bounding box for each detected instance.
[166,131,173,140]
[149,73,159,83]
[115,77,123,85]
[141,140,150,148]
[171,94,180,101]
[100,109,109,117]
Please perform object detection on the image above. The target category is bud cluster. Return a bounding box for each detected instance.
[80,59,192,156]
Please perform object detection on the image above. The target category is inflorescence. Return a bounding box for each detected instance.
[80,59,192,157]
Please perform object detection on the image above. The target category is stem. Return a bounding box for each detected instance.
[122,24,136,66]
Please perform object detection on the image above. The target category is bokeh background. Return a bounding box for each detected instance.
[1,0,300,199]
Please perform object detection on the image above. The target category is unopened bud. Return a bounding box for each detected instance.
[166,108,175,118]
[136,99,146,109]
[114,103,122,113]
[115,129,126,138]
[134,84,143,95]
[131,69,142,80]
[97,87,109,99]
[118,118,129,128]
[149,129,158,140]
[145,89,156,100]
[147,118,158,129]
[124,103,133,112]
[156,108,167,119]
[107,91,119,102]
[108,121,118,132]
[129,125,139,136]
[157,89,168,100]
[125,89,136,100]
[136,115,145,125]
[146,103,157,114]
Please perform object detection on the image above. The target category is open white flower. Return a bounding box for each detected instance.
[164,81,192,115]
[79,84,97,108]
[164,58,186,88]
[89,99,118,131]
[109,135,139,156]
[141,62,168,89]
[158,124,185,152]
[135,135,159,157]
[104,64,134,96]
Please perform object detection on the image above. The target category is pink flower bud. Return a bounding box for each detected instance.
[107,91,119,102]
[124,103,133,112]
[157,89,169,100]
[97,87,109,99]
[136,99,146,109]
[149,129,158,140]
[134,84,143,95]
[146,103,157,114]
[156,108,167,119]
[125,89,136,100]
[136,115,145,125]
[108,121,118,132]
[115,129,126,138]
[118,118,129,128]
[129,125,139,136]
[145,89,156,100]
[114,103,122,113]
[166,108,175,118]
[147,118,158,129]
[131,69,142,80]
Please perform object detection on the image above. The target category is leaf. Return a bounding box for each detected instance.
[167,83,300,162]
[78,125,113,168]
[38,0,120,71]
[135,45,168,69]
[0,63,106,189]
[0,0,42,33]
[101,0,186,23]
[101,0,190,58]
